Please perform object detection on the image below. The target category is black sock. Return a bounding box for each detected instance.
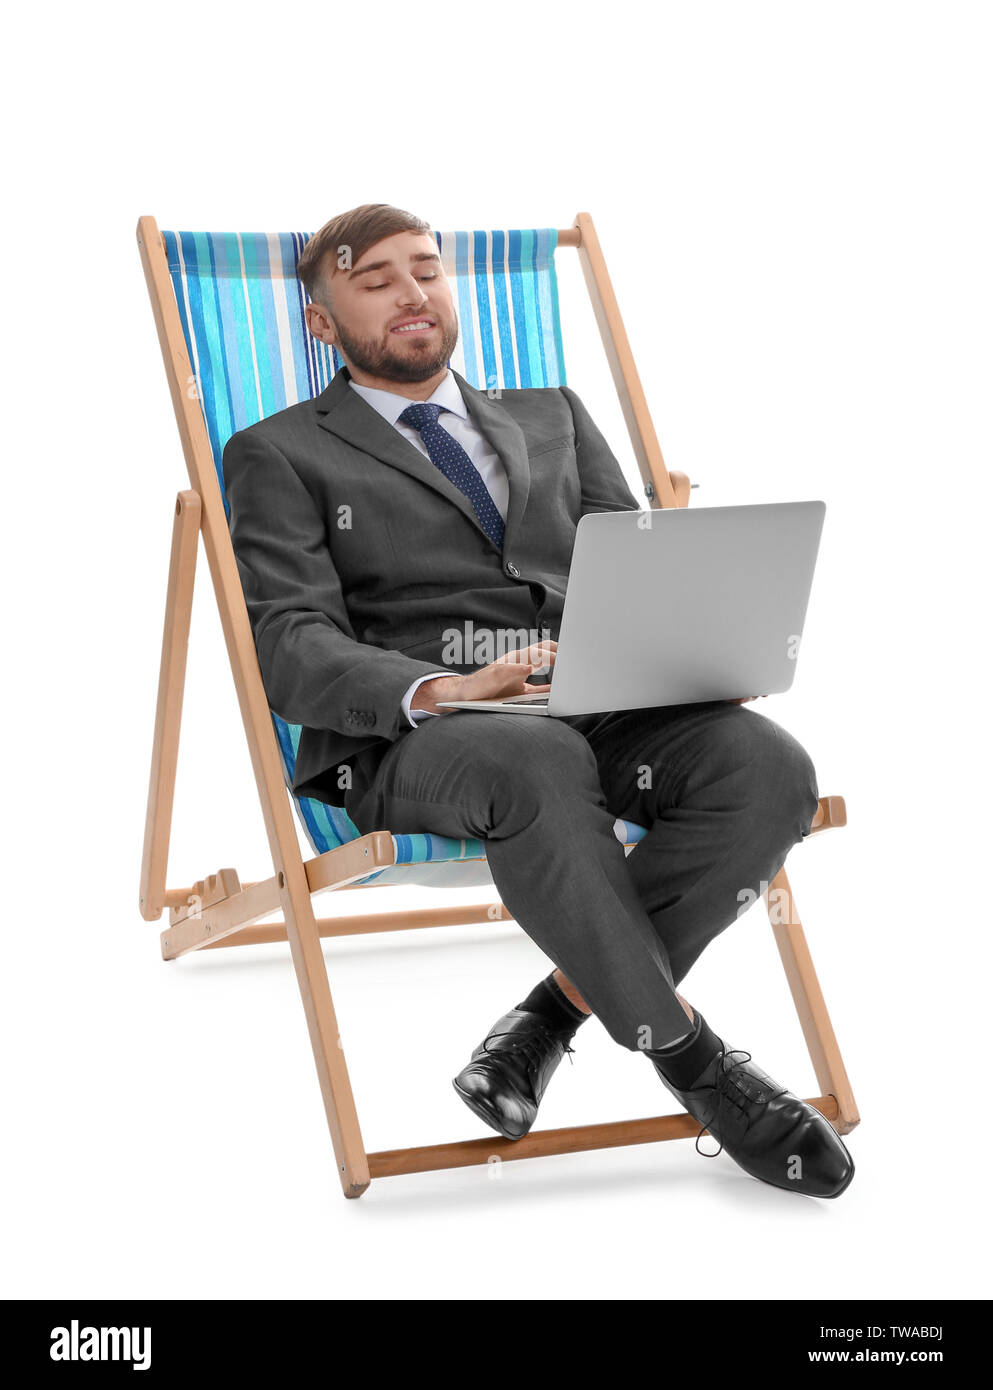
[646,1009,724,1090]
[516,973,589,1032]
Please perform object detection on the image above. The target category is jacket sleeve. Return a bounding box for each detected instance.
[222,427,451,739]
[559,385,642,514]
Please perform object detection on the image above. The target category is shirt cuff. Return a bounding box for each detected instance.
[401,671,453,727]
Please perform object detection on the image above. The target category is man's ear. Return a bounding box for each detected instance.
[305,299,339,348]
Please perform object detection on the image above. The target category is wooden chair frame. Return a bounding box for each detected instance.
[136,211,859,1198]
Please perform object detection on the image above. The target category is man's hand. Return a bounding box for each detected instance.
[411,641,557,715]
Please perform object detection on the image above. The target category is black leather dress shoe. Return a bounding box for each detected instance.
[650,1039,855,1198]
[453,1007,576,1140]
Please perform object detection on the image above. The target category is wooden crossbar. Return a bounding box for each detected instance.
[366,1097,841,1181]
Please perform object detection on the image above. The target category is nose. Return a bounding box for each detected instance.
[397,273,428,307]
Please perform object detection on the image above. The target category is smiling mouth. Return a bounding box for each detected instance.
[391,319,436,333]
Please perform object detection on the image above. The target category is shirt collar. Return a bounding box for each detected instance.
[348,369,467,427]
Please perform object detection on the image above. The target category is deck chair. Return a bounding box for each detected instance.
[136,212,859,1199]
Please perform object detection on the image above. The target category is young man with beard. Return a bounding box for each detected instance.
[221,204,854,1199]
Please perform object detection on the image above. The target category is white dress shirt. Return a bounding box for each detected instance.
[348,371,509,727]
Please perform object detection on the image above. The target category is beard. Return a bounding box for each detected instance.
[332,312,459,384]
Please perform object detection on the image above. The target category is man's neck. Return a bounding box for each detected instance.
[345,364,450,401]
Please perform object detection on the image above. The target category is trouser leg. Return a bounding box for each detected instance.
[345,712,693,1050]
[571,701,821,992]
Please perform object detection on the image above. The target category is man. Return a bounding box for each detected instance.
[221,203,854,1199]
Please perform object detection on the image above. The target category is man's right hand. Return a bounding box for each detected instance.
[410,640,557,715]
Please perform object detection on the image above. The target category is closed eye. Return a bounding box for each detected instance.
[365,273,437,291]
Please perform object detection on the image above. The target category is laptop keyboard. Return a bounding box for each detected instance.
[498,693,550,705]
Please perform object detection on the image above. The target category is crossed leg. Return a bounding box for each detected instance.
[551,699,821,1035]
[346,699,819,1050]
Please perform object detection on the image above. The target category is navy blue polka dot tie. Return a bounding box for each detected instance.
[399,402,505,551]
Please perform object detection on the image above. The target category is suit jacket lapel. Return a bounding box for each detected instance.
[314,366,530,552]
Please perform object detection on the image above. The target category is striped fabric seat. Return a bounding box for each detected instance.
[163,226,648,886]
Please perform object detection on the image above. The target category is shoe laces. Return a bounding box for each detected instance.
[690,1042,774,1158]
[480,1023,576,1075]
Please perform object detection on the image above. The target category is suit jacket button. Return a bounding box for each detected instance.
[506,562,521,579]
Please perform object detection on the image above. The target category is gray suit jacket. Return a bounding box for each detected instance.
[220,365,640,807]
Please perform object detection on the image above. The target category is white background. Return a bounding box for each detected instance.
[3,0,990,1300]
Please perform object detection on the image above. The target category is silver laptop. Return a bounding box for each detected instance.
[436,500,826,717]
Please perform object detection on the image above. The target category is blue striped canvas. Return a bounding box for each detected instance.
[162,226,572,880]
[353,818,649,888]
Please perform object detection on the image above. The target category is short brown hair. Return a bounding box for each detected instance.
[296,203,432,307]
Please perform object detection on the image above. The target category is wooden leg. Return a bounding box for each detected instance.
[139,490,201,922]
[765,868,860,1134]
[274,854,371,1198]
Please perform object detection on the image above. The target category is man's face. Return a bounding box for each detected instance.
[305,230,458,385]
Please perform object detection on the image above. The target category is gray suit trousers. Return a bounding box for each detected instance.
[345,701,820,1051]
